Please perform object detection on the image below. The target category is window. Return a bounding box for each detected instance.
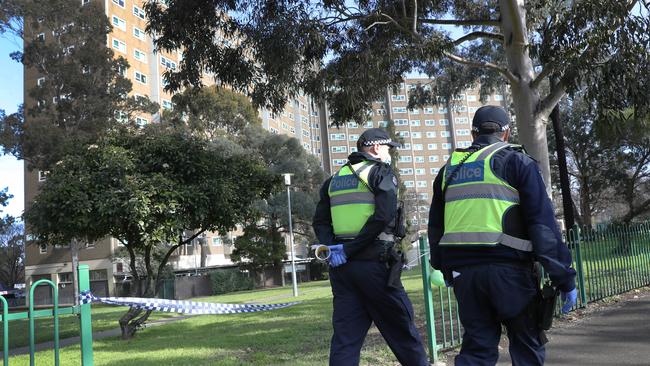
[160,56,177,70]
[111,15,126,31]
[58,272,73,284]
[303,142,311,150]
[347,134,359,141]
[427,143,438,150]
[415,168,425,175]
[414,156,424,163]
[424,107,434,114]
[439,119,449,126]
[404,181,415,188]
[410,120,421,126]
[112,38,126,53]
[425,119,435,126]
[115,110,127,122]
[468,107,478,113]
[133,27,146,40]
[391,95,406,101]
[301,116,308,124]
[347,122,358,128]
[134,71,147,84]
[364,121,373,128]
[349,147,357,152]
[302,130,311,137]
[467,95,478,102]
[39,243,47,254]
[135,116,148,126]
[394,119,408,126]
[376,109,387,115]
[270,127,278,134]
[456,129,471,136]
[161,76,169,88]
[332,146,348,153]
[398,143,411,150]
[431,168,440,174]
[454,94,466,101]
[398,131,409,138]
[289,126,296,134]
[281,122,289,130]
[411,132,422,139]
[38,170,49,182]
[333,159,347,166]
[400,168,413,175]
[416,181,428,188]
[456,117,469,124]
[410,108,420,115]
[37,33,45,42]
[133,6,146,20]
[494,94,504,101]
[37,77,45,87]
[112,0,125,7]
[413,144,423,151]
[442,143,452,149]
[426,131,436,138]
[440,131,450,137]
[418,193,429,199]
[457,141,472,148]
[443,155,450,161]
[455,106,467,113]
[330,133,346,141]
[429,155,439,163]
[392,107,407,114]
[399,156,412,163]
[212,237,222,246]
[378,121,388,127]
[134,49,147,63]
[438,107,448,114]
[162,100,173,109]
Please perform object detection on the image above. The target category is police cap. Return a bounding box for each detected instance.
[356,128,401,149]
[472,106,510,134]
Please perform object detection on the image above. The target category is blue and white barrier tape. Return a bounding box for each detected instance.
[79,291,299,314]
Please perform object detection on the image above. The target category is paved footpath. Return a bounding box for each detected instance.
[496,290,650,366]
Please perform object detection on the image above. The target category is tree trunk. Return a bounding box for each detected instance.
[499,0,553,195]
[70,239,80,306]
[579,179,593,229]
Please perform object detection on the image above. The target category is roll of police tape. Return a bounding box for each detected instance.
[430,269,446,287]
[311,244,331,261]
[79,291,299,314]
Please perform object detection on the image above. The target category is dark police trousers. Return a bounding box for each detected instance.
[452,263,545,366]
[329,260,429,366]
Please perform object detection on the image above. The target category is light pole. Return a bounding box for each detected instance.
[283,173,298,297]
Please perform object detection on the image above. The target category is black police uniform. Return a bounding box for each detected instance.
[313,151,429,366]
[428,134,577,366]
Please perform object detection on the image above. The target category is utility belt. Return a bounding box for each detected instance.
[336,232,404,289]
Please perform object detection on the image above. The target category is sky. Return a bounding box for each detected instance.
[0,32,24,219]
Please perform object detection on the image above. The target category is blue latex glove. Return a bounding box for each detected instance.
[561,288,578,314]
[328,244,347,268]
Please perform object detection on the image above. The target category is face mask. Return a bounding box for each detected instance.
[381,150,392,165]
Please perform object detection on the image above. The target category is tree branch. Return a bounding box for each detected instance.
[452,31,504,46]
[417,18,500,27]
[412,0,418,34]
[443,51,517,84]
[536,79,567,119]
[531,65,554,89]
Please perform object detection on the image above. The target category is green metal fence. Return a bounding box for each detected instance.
[0,265,94,366]
[419,223,650,362]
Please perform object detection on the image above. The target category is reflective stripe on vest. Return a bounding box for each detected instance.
[328,161,376,239]
[439,142,533,252]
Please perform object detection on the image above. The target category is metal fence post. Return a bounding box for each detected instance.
[572,225,588,306]
[78,265,94,366]
[1,295,8,366]
[418,235,438,363]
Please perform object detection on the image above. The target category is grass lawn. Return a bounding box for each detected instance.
[5,268,434,365]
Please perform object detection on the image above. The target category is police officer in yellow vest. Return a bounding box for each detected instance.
[428,106,578,365]
[313,128,429,366]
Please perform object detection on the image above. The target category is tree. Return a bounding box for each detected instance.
[548,94,617,228]
[0,0,157,170]
[596,111,650,224]
[0,188,24,289]
[24,124,277,338]
[144,0,650,193]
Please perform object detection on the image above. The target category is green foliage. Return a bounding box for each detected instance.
[0,0,158,170]
[209,268,255,294]
[0,188,23,288]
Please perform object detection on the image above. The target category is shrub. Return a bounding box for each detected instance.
[210,268,254,294]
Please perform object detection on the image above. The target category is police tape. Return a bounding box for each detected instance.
[79,291,300,314]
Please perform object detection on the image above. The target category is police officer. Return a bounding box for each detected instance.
[313,128,429,366]
[427,106,578,366]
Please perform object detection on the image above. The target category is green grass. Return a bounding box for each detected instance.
[4,269,434,366]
